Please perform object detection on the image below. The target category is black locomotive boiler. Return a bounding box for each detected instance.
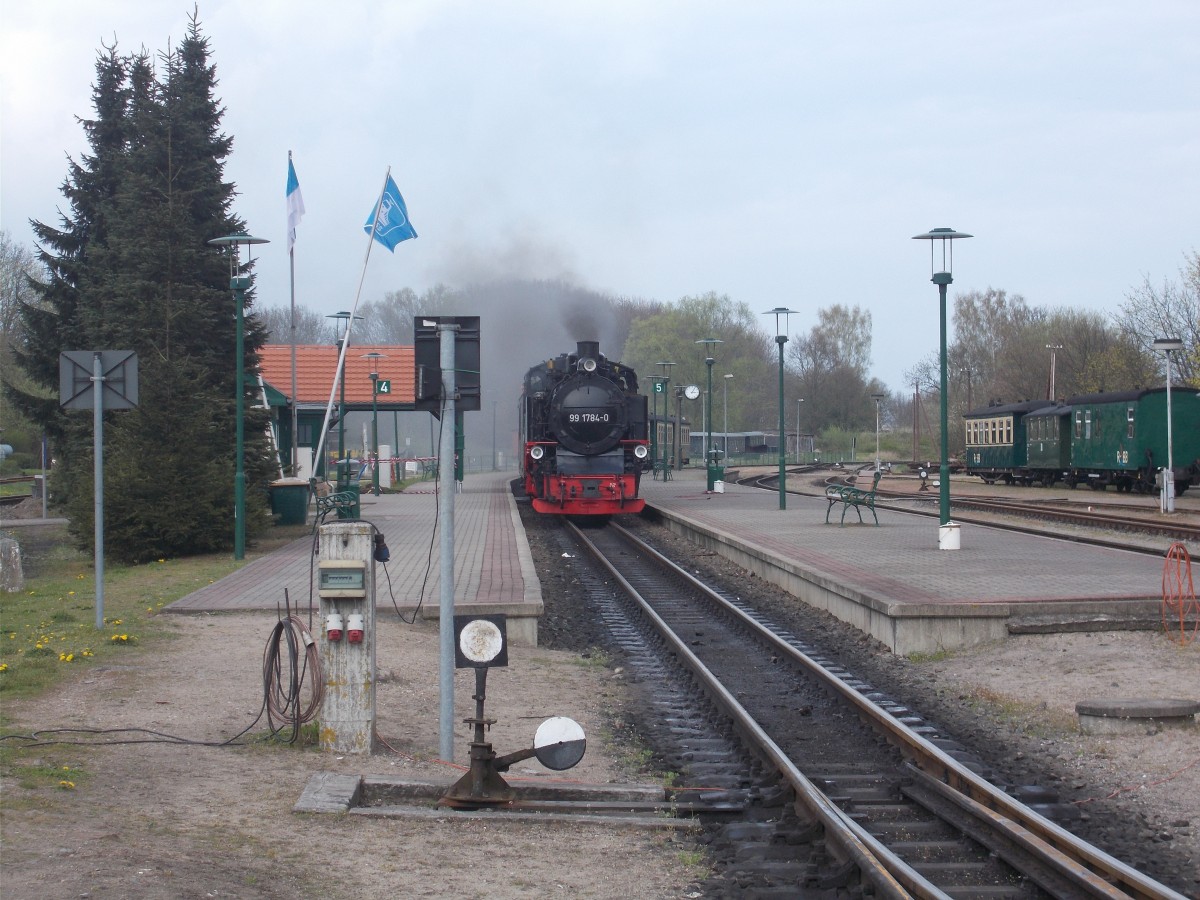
[520,341,649,515]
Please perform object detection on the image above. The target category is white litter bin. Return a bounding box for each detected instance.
[938,522,961,550]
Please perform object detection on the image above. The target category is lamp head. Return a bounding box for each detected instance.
[208,233,269,279]
[912,227,972,282]
[1152,337,1184,353]
[762,307,797,337]
[360,351,387,376]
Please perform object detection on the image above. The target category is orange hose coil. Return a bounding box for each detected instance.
[1161,542,1198,645]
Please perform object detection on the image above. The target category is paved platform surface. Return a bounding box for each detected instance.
[165,465,1191,653]
[639,468,1189,653]
[641,468,1173,606]
[165,470,539,621]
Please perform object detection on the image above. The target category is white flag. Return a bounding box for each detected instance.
[286,154,305,252]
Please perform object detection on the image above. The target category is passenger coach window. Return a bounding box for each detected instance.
[1074,410,1083,439]
[1127,407,1135,439]
[1084,410,1092,440]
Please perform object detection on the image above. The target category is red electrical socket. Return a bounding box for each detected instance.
[325,612,344,642]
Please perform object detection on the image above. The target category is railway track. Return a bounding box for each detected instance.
[562,518,1188,899]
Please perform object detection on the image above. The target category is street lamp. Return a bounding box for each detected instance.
[656,361,676,473]
[871,393,885,470]
[913,227,972,537]
[763,307,797,509]
[695,339,722,490]
[326,311,363,472]
[1046,344,1063,401]
[795,398,806,462]
[1152,337,1184,513]
[208,232,269,560]
[361,351,387,496]
[723,374,734,461]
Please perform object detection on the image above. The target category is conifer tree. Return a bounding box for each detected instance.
[9,14,272,563]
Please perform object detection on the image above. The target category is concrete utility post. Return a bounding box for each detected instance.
[317,521,377,754]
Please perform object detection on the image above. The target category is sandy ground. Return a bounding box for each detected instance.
[0,612,703,900]
[2,485,1198,897]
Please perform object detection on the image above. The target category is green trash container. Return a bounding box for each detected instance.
[269,478,310,526]
[337,482,361,520]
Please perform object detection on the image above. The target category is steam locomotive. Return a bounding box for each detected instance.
[520,341,649,515]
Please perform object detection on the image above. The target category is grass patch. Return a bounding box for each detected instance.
[0,520,312,794]
[906,648,957,663]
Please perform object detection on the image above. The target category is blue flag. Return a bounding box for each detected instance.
[363,175,417,251]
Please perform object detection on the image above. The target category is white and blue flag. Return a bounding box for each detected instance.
[364,175,418,251]
[286,155,305,252]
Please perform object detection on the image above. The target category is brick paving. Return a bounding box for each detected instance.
[639,469,1172,611]
[165,471,538,615]
[167,465,1180,640]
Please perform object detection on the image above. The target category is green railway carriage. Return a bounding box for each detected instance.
[963,400,1046,483]
[1066,387,1200,494]
[1024,403,1072,486]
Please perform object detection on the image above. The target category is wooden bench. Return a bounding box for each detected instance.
[824,469,883,526]
[311,480,359,529]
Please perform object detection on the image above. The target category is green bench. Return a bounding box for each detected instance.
[311,481,359,529]
[824,469,883,526]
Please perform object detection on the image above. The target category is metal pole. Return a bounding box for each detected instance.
[796,398,803,462]
[705,357,715,490]
[234,279,246,560]
[1165,351,1175,513]
[723,375,730,461]
[371,373,380,496]
[776,336,787,509]
[92,352,105,629]
[938,279,951,526]
[674,388,682,470]
[492,399,497,471]
[438,323,459,761]
[289,251,298,475]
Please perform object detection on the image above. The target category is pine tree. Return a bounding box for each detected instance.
[10,15,273,563]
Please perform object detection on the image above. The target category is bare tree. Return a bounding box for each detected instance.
[1114,251,1199,387]
[257,303,334,344]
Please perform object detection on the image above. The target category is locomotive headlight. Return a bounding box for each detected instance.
[581,358,597,372]
[530,445,545,460]
[633,445,648,459]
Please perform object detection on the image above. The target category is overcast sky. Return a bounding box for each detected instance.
[2,1,1197,393]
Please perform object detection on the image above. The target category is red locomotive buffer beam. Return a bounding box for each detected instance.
[524,441,647,516]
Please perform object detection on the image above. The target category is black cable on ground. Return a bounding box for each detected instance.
[0,591,323,750]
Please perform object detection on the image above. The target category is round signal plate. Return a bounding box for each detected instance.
[458,619,504,664]
[534,716,587,771]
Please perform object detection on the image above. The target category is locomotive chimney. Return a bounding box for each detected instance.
[576,340,600,362]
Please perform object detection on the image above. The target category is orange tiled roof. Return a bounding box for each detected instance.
[258,344,415,405]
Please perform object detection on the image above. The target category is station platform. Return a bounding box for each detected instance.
[165,470,543,645]
[166,466,1194,656]
[639,468,1193,654]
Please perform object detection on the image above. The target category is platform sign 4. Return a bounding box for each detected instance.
[375,379,391,395]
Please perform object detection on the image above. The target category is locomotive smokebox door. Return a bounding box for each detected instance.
[534,716,587,770]
[454,614,508,668]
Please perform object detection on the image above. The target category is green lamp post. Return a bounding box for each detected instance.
[326,311,362,480]
[656,361,675,472]
[912,227,972,532]
[763,307,797,509]
[695,339,722,491]
[362,351,387,496]
[208,233,269,561]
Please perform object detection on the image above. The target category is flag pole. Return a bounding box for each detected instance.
[310,168,393,476]
[288,151,299,476]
